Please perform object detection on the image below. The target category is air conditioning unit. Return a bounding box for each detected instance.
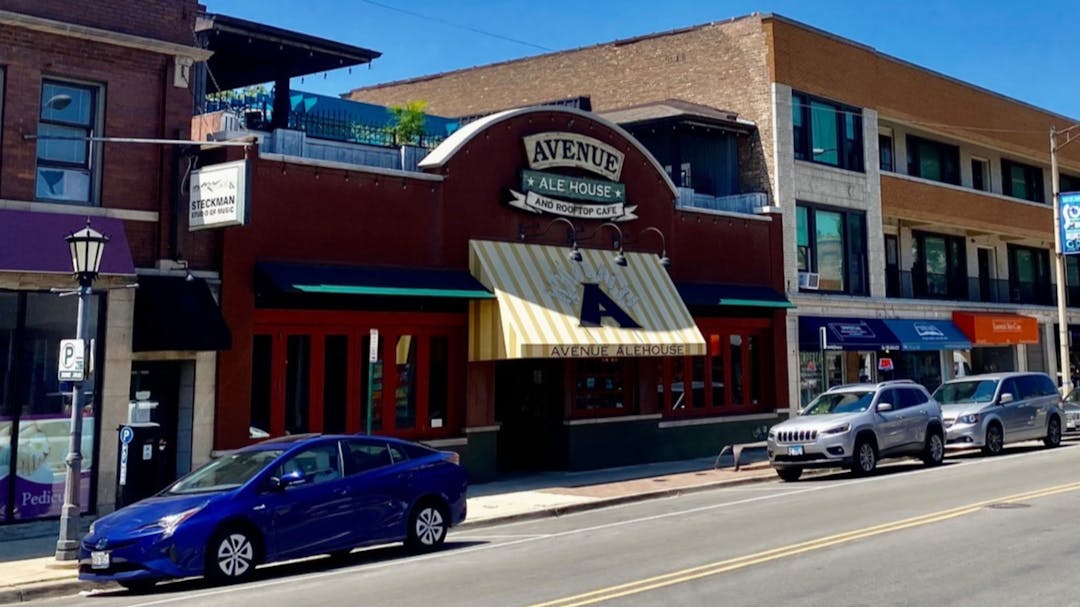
[798,271,820,290]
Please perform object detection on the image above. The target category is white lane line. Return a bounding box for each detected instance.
[124,444,1078,607]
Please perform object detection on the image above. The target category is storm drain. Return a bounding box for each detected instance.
[985,502,1032,510]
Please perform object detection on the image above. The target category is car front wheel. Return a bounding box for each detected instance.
[775,467,803,482]
[207,527,258,583]
[983,423,1004,456]
[851,438,877,476]
[1044,416,1062,448]
[405,501,449,552]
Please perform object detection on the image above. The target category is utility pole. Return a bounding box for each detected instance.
[1051,125,1080,395]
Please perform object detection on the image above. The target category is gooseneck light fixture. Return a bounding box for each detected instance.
[594,222,627,267]
[520,217,581,262]
[639,226,671,268]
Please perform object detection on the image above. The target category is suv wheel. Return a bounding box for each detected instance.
[922,430,945,466]
[1044,415,1062,448]
[775,467,803,482]
[982,422,1004,456]
[851,438,877,476]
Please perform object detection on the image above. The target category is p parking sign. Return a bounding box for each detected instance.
[58,339,85,382]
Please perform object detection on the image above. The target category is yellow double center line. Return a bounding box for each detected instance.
[528,480,1080,607]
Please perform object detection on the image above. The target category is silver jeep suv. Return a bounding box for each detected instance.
[767,380,945,482]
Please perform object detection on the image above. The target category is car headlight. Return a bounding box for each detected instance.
[137,507,201,539]
[958,414,980,425]
[823,424,850,435]
[88,520,97,536]
[767,429,777,440]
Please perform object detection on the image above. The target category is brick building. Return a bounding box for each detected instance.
[347,13,1080,407]
[0,2,223,523]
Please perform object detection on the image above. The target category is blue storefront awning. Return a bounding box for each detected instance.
[798,316,902,351]
[883,319,971,351]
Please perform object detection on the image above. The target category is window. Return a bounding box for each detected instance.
[660,322,770,417]
[879,134,894,172]
[343,440,393,475]
[1061,174,1080,194]
[1002,159,1045,203]
[1008,244,1051,305]
[912,231,967,299]
[36,80,101,204]
[284,335,311,435]
[575,358,628,412]
[971,158,989,192]
[278,444,342,485]
[250,335,273,439]
[792,92,864,172]
[796,203,868,295]
[906,135,960,185]
[322,335,348,434]
[394,334,417,429]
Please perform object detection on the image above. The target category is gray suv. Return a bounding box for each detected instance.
[767,380,945,482]
[933,372,1063,455]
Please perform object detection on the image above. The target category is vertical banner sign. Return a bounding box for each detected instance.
[189,159,250,231]
[366,329,379,435]
[1060,192,1080,255]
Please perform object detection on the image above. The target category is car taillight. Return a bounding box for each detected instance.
[440,451,460,465]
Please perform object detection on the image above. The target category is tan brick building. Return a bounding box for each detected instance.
[348,13,1080,408]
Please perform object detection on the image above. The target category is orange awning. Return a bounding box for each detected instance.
[951,312,1039,346]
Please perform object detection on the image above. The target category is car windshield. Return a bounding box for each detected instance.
[804,391,874,415]
[933,380,999,405]
[166,449,284,495]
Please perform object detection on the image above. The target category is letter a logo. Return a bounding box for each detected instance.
[578,283,640,328]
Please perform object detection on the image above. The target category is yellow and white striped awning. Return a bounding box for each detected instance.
[468,239,705,360]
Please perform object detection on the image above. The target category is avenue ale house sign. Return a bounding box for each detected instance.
[468,123,705,361]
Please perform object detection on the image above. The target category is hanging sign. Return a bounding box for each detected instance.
[189,159,250,230]
[1060,192,1080,255]
[58,339,85,382]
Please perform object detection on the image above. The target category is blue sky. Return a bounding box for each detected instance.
[206,0,1080,119]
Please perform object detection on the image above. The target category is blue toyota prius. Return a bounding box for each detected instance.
[79,434,468,590]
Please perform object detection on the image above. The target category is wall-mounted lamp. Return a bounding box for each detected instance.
[520,217,581,262]
[595,222,627,267]
[639,226,671,268]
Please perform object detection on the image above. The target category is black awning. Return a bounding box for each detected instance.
[133,276,232,352]
[675,282,794,308]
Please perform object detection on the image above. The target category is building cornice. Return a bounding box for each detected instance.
[0,9,212,61]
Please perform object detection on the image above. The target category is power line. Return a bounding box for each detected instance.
[358,0,554,52]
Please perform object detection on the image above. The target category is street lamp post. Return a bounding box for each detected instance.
[1052,126,1080,396]
[55,221,108,561]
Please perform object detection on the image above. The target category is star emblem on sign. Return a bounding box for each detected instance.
[526,176,536,186]
[615,189,622,199]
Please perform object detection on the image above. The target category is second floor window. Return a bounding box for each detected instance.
[911,231,967,300]
[971,158,989,192]
[36,80,100,204]
[906,135,960,185]
[1002,159,1045,203]
[796,203,868,295]
[792,92,864,172]
[879,134,894,172]
[1061,173,1080,194]
[1007,244,1051,305]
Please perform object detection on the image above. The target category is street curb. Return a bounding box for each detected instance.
[0,580,114,606]
[458,466,780,530]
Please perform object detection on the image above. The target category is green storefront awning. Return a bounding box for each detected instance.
[676,282,794,308]
[256,261,494,299]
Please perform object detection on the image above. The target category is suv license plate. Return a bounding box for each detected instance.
[91,551,110,570]
[788,445,804,456]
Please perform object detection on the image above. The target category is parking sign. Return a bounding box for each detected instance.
[58,339,85,382]
[1060,192,1080,255]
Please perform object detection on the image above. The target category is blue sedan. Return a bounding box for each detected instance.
[79,434,468,590]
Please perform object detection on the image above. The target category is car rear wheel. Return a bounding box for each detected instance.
[982,423,1004,456]
[405,500,449,553]
[851,438,877,476]
[1044,416,1062,448]
[206,527,258,583]
[775,467,803,482]
[922,431,945,466]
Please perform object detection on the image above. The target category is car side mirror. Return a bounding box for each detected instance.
[876,402,894,412]
[270,470,306,491]
[999,393,1014,405]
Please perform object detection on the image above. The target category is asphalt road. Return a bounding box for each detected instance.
[27,441,1080,607]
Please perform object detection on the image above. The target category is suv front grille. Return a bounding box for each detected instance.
[776,430,818,443]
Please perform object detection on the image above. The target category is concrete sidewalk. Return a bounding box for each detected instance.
[0,450,776,604]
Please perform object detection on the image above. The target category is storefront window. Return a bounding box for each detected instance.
[729,335,744,404]
[249,335,272,439]
[893,351,943,392]
[322,335,348,434]
[971,347,1015,374]
[798,351,824,407]
[662,323,770,415]
[6,292,99,522]
[710,335,725,406]
[427,336,449,430]
[394,335,417,429]
[575,358,626,411]
[284,335,310,435]
[362,333,381,432]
